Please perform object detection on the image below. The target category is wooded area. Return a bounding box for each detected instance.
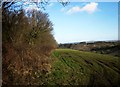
[2,2,57,85]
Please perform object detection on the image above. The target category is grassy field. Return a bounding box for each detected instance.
[35,49,120,86]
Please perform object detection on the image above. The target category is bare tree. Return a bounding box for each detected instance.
[2,2,57,85]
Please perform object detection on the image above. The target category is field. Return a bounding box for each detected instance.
[43,49,120,86]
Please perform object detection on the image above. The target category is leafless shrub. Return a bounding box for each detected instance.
[2,7,57,85]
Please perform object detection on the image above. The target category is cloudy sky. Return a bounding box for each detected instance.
[41,2,118,43]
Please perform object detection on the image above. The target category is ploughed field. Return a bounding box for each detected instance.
[45,49,120,86]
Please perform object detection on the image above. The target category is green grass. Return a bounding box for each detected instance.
[42,49,120,86]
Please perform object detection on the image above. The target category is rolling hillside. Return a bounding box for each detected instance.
[44,49,120,86]
[59,41,120,57]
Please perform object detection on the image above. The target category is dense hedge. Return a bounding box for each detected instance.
[2,6,57,85]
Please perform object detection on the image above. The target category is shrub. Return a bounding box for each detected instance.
[2,8,57,85]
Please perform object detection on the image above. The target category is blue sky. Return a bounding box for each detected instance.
[41,2,118,43]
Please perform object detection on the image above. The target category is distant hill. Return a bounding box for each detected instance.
[59,41,120,57]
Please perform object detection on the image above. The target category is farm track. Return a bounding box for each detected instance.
[61,57,74,70]
[96,60,120,74]
[49,49,120,86]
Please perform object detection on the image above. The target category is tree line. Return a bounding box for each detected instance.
[2,2,57,85]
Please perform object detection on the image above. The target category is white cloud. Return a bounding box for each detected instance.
[81,2,98,14]
[48,3,54,7]
[66,2,98,14]
[67,6,81,14]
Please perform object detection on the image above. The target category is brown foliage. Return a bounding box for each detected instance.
[2,8,57,85]
[2,43,52,85]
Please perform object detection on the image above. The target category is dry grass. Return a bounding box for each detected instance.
[2,43,53,85]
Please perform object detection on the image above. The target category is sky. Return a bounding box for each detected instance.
[40,2,118,43]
